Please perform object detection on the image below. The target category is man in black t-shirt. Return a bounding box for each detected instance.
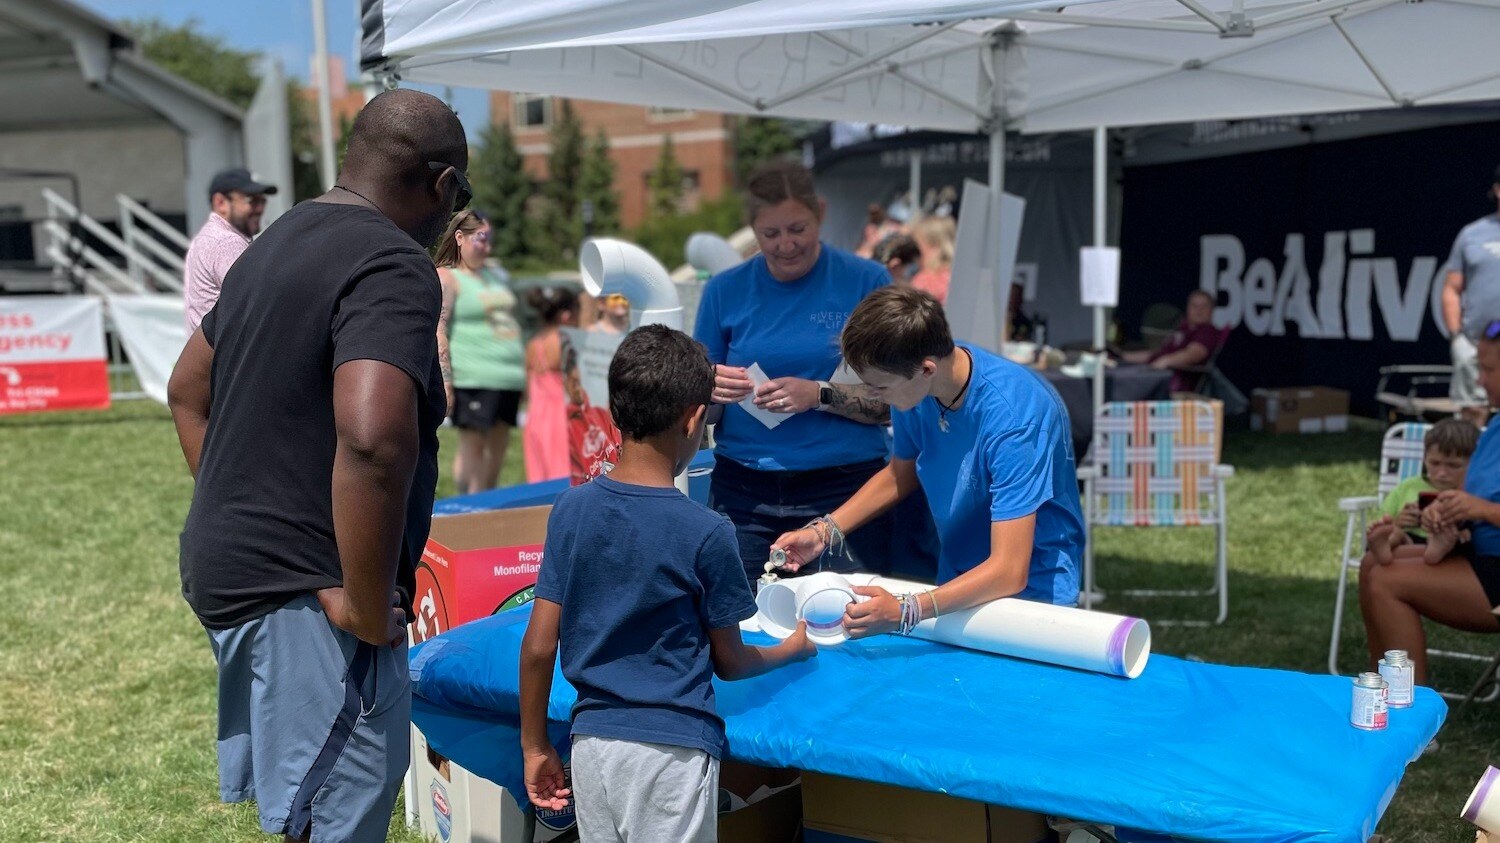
[167,89,470,842]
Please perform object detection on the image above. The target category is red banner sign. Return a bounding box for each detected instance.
[0,297,109,414]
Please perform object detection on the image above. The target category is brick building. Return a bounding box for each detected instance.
[490,92,735,229]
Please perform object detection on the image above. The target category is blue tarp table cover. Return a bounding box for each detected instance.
[409,607,1443,842]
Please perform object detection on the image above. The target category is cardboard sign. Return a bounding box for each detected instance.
[0,296,109,414]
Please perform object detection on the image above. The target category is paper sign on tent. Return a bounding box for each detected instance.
[1080,246,1121,307]
[739,362,789,429]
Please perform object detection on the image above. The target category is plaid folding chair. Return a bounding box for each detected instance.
[1078,400,1234,625]
[1328,422,1500,701]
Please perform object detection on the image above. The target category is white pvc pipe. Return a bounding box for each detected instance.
[1464,767,1500,833]
[579,238,683,331]
[684,232,743,276]
[753,573,1151,679]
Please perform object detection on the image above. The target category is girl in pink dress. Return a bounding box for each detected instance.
[523,288,578,483]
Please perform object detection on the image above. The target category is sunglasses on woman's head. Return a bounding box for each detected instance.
[1485,320,1500,340]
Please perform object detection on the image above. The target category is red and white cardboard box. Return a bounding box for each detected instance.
[413,506,551,643]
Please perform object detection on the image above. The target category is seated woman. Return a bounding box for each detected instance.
[1119,289,1223,392]
[1359,320,1500,687]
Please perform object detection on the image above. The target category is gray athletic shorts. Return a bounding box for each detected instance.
[205,593,410,842]
[1452,334,1486,408]
[571,735,719,843]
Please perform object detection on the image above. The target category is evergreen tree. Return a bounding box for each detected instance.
[648,134,686,218]
[578,129,621,237]
[539,100,586,260]
[470,122,532,263]
[733,116,800,186]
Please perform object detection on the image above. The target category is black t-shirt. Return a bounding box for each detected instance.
[181,201,446,629]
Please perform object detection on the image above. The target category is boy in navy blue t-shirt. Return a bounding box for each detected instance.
[520,324,815,841]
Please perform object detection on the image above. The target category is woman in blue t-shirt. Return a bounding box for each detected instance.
[1361,322,1500,686]
[694,162,894,585]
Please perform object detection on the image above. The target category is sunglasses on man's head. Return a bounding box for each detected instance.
[428,161,472,212]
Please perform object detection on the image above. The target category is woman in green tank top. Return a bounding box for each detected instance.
[434,210,525,494]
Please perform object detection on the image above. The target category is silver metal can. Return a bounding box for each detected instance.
[1351,672,1389,730]
[1378,650,1414,708]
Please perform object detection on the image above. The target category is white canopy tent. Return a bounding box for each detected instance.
[364,0,1500,404]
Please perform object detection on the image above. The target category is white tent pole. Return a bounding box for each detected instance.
[909,150,922,218]
[1092,125,1107,411]
[988,32,1009,348]
[311,0,338,190]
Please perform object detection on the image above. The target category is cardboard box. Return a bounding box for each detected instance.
[1250,386,1350,434]
[801,772,1051,843]
[414,506,551,643]
[412,725,572,843]
[719,762,803,843]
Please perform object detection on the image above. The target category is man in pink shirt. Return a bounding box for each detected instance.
[183,168,277,332]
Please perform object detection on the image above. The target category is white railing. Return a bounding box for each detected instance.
[41,188,185,295]
[118,194,188,291]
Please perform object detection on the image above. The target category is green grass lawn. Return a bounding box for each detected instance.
[0,402,1492,841]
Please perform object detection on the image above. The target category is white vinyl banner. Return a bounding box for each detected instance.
[107,295,188,406]
[0,296,108,414]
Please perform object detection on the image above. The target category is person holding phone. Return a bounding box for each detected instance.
[1366,419,1478,556]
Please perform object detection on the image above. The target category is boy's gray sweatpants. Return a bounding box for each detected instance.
[570,735,719,842]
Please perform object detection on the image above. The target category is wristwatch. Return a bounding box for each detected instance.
[817,381,834,410]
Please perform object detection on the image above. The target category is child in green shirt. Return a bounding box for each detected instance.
[1368,418,1479,565]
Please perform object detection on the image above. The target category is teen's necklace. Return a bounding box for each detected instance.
[932,348,974,433]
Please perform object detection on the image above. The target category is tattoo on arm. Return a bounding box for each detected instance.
[437,304,454,383]
[826,384,890,425]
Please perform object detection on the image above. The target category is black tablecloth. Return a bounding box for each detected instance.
[1039,364,1173,459]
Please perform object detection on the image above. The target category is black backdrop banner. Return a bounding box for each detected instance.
[1119,120,1500,416]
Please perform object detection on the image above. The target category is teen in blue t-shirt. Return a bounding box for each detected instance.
[695,162,894,585]
[772,286,1084,634]
[521,325,814,839]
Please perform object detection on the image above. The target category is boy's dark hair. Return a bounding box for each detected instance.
[841,286,955,377]
[608,324,713,439]
[1426,418,1479,459]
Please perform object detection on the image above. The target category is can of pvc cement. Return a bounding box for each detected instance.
[1378,650,1414,708]
[1351,672,1389,731]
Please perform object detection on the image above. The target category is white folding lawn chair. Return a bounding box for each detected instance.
[1078,400,1234,626]
[1327,422,1499,701]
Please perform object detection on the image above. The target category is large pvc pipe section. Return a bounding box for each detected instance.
[1464,767,1500,833]
[684,232,743,276]
[754,573,1151,679]
[579,238,682,330]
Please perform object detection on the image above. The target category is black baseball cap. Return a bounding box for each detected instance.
[208,168,278,200]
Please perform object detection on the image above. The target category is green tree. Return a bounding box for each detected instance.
[469,122,532,263]
[538,100,586,261]
[124,18,260,108]
[648,134,685,218]
[578,129,620,237]
[733,116,800,186]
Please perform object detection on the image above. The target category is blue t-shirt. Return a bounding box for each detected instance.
[1468,423,1500,557]
[694,244,889,471]
[891,344,1084,604]
[533,476,757,758]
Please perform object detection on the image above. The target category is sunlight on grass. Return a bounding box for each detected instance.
[0,402,1492,841]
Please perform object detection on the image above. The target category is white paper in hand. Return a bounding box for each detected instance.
[739,362,789,430]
